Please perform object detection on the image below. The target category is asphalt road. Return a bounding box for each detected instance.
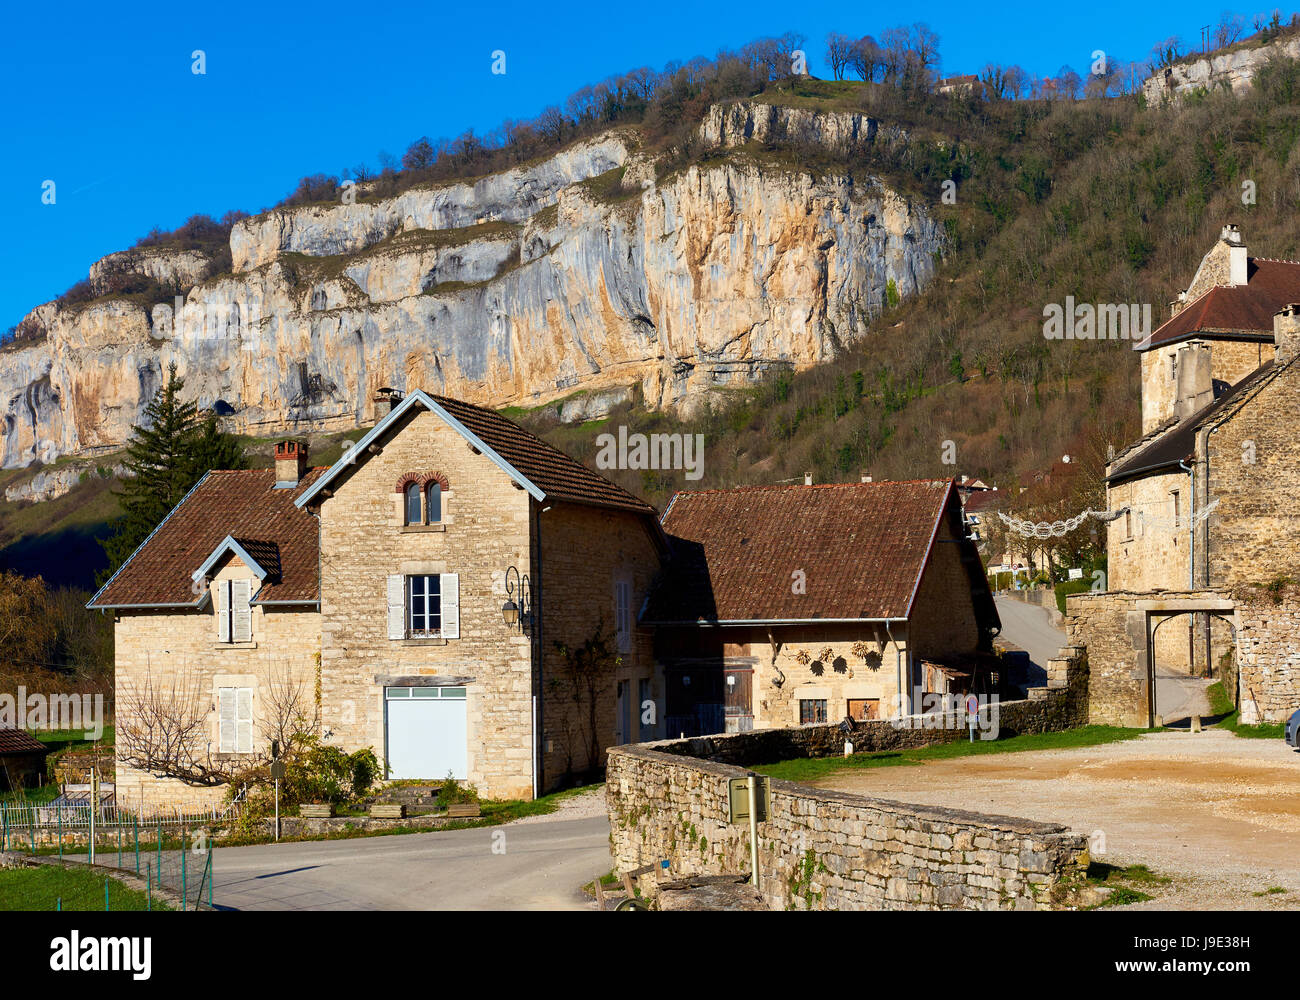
[210,814,610,910]
[993,596,1066,677]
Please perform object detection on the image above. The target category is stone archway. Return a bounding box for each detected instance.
[1147,609,1237,725]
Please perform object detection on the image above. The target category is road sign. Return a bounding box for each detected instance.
[270,761,286,781]
[965,694,980,716]
[727,775,770,824]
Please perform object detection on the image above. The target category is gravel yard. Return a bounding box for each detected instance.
[812,729,1300,909]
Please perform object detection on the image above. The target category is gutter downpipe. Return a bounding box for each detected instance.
[885,620,905,719]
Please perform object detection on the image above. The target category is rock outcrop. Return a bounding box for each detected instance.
[0,104,946,469]
[1142,34,1300,104]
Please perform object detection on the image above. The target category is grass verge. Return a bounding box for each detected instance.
[0,865,173,911]
[1206,682,1287,739]
[751,725,1150,783]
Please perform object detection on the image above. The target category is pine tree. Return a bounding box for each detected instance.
[98,363,246,582]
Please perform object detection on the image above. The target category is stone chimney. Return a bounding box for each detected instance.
[1174,343,1213,420]
[1274,303,1300,365]
[274,440,308,486]
[804,472,813,486]
[1218,223,1249,286]
[373,386,402,417]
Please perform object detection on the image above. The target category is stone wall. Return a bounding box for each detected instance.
[605,648,1090,910]
[606,743,1089,911]
[1233,586,1300,723]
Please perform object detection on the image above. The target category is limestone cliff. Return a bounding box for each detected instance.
[1142,34,1300,104]
[0,103,945,469]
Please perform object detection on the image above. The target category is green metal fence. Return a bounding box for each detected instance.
[0,802,219,911]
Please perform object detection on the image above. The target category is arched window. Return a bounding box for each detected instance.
[404,482,422,525]
[426,482,442,523]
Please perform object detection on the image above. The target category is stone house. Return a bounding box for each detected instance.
[90,390,665,808]
[640,478,1001,734]
[1077,224,1300,724]
[0,728,51,791]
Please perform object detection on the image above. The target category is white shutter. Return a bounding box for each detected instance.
[217,581,232,643]
[441,573,459,639]
[387,574,406,640]
[232,579,253,642]
[218,688,236,752]
[236,688,254,754]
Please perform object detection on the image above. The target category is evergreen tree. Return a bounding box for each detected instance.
[98,363,246,582]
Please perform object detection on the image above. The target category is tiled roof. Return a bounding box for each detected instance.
[962,490,1005,513]
[642,479,954,623]
[89,469,325,609]
[0,728,48,755]
[1140,258,1300,350]
[1106,361,1277,484]
[430,395,655,515]
[298,390,656,517]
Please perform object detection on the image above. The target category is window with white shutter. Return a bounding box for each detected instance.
[232,579,253,642]
[440,573,459,639]
[219,687,254,753]
[615,580,632,653]
[387,574,406,640]
[217,580,232,642]
[408,575,441,636]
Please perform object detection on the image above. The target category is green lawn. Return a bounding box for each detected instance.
[0,865,172,911]
[1206,682,1287,739]
[751,726,1150,783]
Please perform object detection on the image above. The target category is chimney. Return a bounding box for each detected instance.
[1174,344,1213,420]
[274,439,308,486]
[1274,303,1300,365]
[803,472,813,486]
[373,386,402,417]
[1221,224,1248,286]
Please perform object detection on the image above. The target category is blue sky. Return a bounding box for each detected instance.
[0,0,1261,326]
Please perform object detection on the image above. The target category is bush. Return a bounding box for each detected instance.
[1054,580,1091,615]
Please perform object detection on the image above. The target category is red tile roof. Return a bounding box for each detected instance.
[1140,258,1300,350]
[430,395,656,515]
[961,490,1005,513]
[89,469,325,609]
[0,728,48,755]
[643,479,956,623]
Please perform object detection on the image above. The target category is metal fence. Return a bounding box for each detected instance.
[0,801,229,910]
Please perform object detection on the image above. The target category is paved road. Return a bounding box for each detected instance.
[1153,673,1213,724]
[994,596,1065,679]
[211,815,610,910]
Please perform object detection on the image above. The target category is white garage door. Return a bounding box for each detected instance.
[385,687,468,780]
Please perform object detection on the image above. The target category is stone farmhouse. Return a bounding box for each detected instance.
[641,479,1001,734]
[1074,224,1300,725]
[90,389,665,809]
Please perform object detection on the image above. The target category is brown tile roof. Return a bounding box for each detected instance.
[0,728,48,755]
[1140,258,1300,350]
[961,490,1006,513]
[430,395,655,515]
[643,479,955,623]
[89,469,325,609]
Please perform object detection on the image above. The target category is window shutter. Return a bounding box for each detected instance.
[387,574,406,640]
[236,688,254,754]
[217,581,232,643]
[441,573,459,639]
[218,688,236,752]
[232,579,253,642]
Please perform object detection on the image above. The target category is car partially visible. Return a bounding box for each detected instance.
[1287,708,1300,749]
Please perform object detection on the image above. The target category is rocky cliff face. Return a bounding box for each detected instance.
[1142,35,1300,104]
[0,102,945,469]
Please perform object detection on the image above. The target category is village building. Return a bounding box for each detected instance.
[640,479,1001,733]
[1076,225,1300,725]
[90,389,665,809]
[0,728,50,791]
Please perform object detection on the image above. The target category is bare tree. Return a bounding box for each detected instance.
[116,662,229,786]
[1213,12,1246,49]
[826,32,853,80]
[847,35,883,81]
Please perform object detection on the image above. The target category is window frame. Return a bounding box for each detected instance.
[424,482,442,524]
[799,698,828,725]
[407,574,442,638]
[404,482,423,526]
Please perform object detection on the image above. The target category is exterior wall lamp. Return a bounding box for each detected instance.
[502,565,532,633]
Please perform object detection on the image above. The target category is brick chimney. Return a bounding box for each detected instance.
[1274,303,1300,365]
[274,439,308,486]
[1174,343,1213,420]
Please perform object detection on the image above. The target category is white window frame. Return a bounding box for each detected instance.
[388,573,459,640]
[408,574,442,637]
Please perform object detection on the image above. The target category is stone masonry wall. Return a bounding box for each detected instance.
[1233,587,1300,723]
[605,648,1090,910]
[606,745,1089,911]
